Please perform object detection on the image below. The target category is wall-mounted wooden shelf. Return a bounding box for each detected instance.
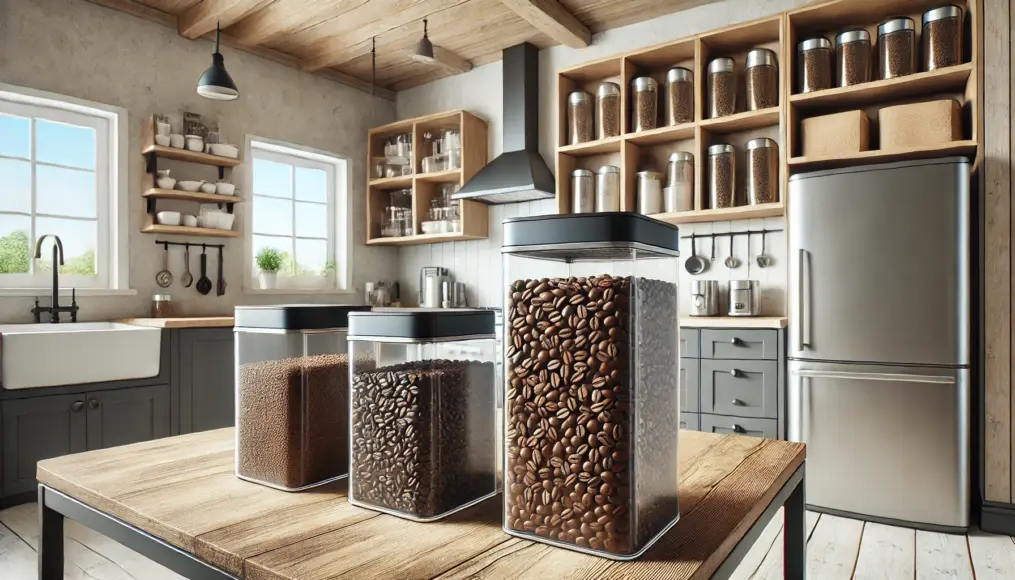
[788,140,978,172]
[788,63,974,111]
[365,231,488,246]
[141,224,240,238]
[699,107,780,134]
[141,144,241,168]
[649,202,785,224]
[142,188,241,205]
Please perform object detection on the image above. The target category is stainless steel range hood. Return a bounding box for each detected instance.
[453,43,555,204]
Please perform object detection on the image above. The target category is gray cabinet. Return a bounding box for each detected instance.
[701,360,778,419]
[2,395,86,498]
[680,358,699,413]
[175,328,235,434]
[700,414,778,439]
[701,329,780,360]
[86,385,170,450]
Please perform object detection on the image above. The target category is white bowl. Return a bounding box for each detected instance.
[156,176,176,189]
[185,135,204,152]
[181,214,198,227]
[216,212,235,230]
[177,180,201,192]
[154,134,171,147]
[215,182,236,195]
[169,134,185,148]
[199,182,217,194]
[156,211,181,226]
[209,144,239,158]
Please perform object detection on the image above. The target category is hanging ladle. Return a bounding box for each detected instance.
[757,230,772,268]
[724,232,740,269]
[685,233,708,275]
[156,242,173,288]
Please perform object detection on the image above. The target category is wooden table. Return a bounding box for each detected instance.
[36,428,805,580]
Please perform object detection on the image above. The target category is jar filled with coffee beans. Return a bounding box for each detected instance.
[347,309,498,522]
[745,49,778,111]
[631,77,659,132]
[596,165,621,212]
[234,304,371,491]
[877,17,916,79]
[665,67,694,126]
[745,138,779,206]
[708,144,736,209]
[501,212,681,559]
[922,5,963,71]
[707,57,737,118]
[798,37,832,93]
[596,83,621,139]
[835,29,872,87]
[568,91,594,145]
[572,169,595,214]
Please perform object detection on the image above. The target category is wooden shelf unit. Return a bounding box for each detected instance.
[140,223,240,238]
[142,188,241,205]
[366,110,489,246]
[141,144,241,168]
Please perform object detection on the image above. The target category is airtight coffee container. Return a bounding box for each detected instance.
[501,212,681,560]
[347,309,498,522]
[922,5,963,71]
[709,144,736,209]
[568,91,594,145]
[572,169,595,214]
[596,166,621,212]
[836,29,872,86]
[632,77,659,132]
[878,17,917,79]
[745,49,778,111]
[746,138,779,205]
[707,57,737,118]
[596,83,621,139]
[797,37,832,93]
[665,67,694,125]
[234,304,370,491]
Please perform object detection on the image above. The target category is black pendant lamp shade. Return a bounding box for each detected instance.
[413,18,435,63]
[197,22,239,101]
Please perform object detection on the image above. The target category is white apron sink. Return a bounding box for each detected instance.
[0,322,161,390]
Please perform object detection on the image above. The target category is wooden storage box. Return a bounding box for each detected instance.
[801,110,870,157]
[879,99,962,150]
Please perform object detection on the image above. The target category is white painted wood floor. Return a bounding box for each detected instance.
[2,501,1015,579]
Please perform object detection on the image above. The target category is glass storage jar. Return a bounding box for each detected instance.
[922,5,963,71]
[234,304,371,491]
[745,138,779,205]
[151,294,172,318]
[878,17,916,79]
[745,49,778,111]
[596,83,621,139]
[502,212,681,560]
[708,144,736,209]
[572,169,595,214]
[596,165,621,212]
[665,67,694,126]
[347,309,498,522]
[707,57,737,118]
[568,91,594,145]
[631,77,659,132]
[797,37,832,93]
[836,29,872,86]
[636,171,664,215]
[665,152,694,213]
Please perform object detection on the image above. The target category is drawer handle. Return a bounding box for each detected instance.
[730,369,741,378]
[732,424,745,433]
[730,337,742,346]
[88,399,100,410]
[71,401,84,413]
[732,398,744,406]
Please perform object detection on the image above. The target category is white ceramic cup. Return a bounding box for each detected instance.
[169,134,185,149]
[185,135,204,152]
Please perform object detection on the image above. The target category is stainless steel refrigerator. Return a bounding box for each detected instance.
[788,157,971,532]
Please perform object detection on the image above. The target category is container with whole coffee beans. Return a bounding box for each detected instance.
[234,304,371,491]
[501,212,681,560]
[877,17,917,79]
[797,37,832,93]
[922,5,963,71]
[347,309,498,522]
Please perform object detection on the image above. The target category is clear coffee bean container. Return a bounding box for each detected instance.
[596,83,621,140]
[836,29,872,87]
[877,17,917,79]
[922,5,963,71]
[347,309,498,522]
[568,91,594,145]
[745,138,779,205]
[631,77,659,132]
[664,67,694,126]
[707,57,737,118]
[745,49,778,111]
[234,304,370,491]
[501,213,681,560]
[797,37,832,93]
[709,144,736,209]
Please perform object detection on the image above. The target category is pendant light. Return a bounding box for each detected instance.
[197,21,239,101]
[412,18,435,63]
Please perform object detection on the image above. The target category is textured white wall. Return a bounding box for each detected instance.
[396,0,805,312]
[0,0,397,323]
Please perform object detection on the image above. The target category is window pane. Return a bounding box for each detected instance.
[294,238,327,275]
[37,166,96,218]
[253,159,293,198]
[295,201,327,238]
[295,167,327,203]
[0,158,31,213]
[36,119,95,170]
[253,196,292,236]
[0,214,31,274]
[35,217,96,275]
[253,234,293,276]
[0,114,30,159]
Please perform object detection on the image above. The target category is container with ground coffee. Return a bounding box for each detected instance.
[745,138,779,205]
[877,17,917,79]
[501,212,681,560]
[922,5,963,71]
[596,83,621,140]
[568,91,594,145]
[745,49,778,111]
[708,144,736,209]
[707,57,737,118]
[835,29,872,87]
[797,37,832,93]
[631,77,658,132]
[347,309,498,522]
[664,67,694,126]
[234,304,371,491]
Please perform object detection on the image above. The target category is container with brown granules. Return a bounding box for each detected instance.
[922,5,963,71]
[877,17,917,79]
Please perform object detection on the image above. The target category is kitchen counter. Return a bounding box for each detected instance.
[680,316,787,329]
[115,317,234,328]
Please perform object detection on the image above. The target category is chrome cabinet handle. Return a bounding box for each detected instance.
[729,369,742,377]
[732,424,745,433]
[791,370,956,385]
[730,337,741,345]
[797,248,807,351]
[732,398,744,406]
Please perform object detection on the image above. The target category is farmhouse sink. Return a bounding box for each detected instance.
[0,322,161,390]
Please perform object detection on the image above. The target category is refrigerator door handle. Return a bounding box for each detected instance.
[797,248,809,351]
[791,369,956,385]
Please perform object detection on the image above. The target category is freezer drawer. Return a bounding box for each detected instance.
[680,329,700,358]
[680,357,699,413]
[701,359,778,418]
[701,329,778,360]
[788,361,969,529]
[680,412,699,431]
[700,414,777,439]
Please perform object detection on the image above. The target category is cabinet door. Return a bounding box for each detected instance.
[700,359,779,419]
[178,328,235,434]
[2,395,86,497]
[86,385,170,450]
[699,413,777,439]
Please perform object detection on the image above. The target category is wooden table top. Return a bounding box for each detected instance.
[115,316,234,328]
[37,428,804,580]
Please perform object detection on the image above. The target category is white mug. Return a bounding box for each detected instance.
[169,134,185,148]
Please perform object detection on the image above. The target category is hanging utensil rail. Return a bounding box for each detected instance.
[679,228,783,239]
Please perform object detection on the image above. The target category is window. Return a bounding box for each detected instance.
[246,139,349,291]
[0,85,126,292]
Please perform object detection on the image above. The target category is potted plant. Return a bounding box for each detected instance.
[255,247,284,290]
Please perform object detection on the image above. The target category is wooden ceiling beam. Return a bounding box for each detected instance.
[179,0,274,39]
[225,0,368,46]
[499,0,590,48]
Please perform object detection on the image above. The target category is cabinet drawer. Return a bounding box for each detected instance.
[701,329,778,360]
[680,328,699,358]
[700,414,777,439]
[701,360,778,418]
[680,412,700,431]
[680,357,699,413]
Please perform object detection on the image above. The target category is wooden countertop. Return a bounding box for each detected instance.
[680,316,788,329]
[38,428,804,579]
[115,317,234,328]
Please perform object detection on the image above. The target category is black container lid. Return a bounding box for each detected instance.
[348,308,495,340]
[502,212,680,261]
[234,304,371,330]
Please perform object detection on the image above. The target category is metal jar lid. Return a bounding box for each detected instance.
[597,165,620,174]
[746,137,778,150]
[636,170,663,181]
[568,90,592,104]
[923,5,962,25]
[668,152,694,163]
[798,37,832,52]
[152,294,171,301]
[572,168,594,178]
[708,144,735,156]
[596,82,620,98]
[836,29,871,45]
[707,57,735,74]
[632,76,658,91]
[878,16,915,36]
[666,67,693,83]
[746,48,777,69]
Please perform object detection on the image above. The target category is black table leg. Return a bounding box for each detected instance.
[38,486,64,580]
[784,469,806,580]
